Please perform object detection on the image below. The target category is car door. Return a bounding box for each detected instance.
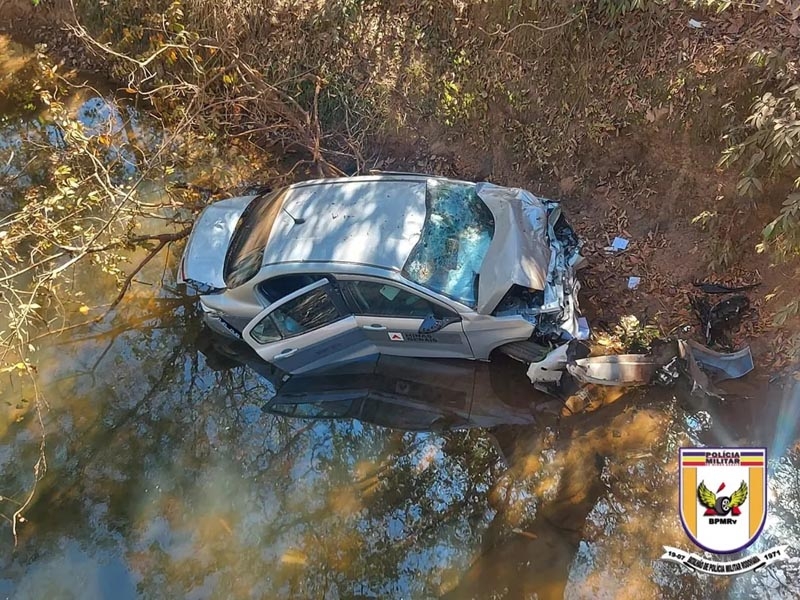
[242,278,377,374]
[338,278,475,359]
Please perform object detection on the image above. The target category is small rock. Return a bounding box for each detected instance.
[559,176,576,195]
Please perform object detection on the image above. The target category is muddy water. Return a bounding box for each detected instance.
[2,40,800,600]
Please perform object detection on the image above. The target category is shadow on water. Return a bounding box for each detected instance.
[2,37,800,600]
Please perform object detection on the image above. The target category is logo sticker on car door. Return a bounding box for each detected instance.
[388,332,405,341]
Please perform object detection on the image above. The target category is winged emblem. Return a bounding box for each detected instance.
[698,480,748,516]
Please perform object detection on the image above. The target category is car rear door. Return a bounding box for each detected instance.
[338,278,475,359]
[242,278,377,374]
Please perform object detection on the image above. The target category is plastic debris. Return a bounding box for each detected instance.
[678,339,754,399]
[693,281,760,294]
[611,237,629,251]
[564,339,754,394]
[526,344,570,384]
[567,354,664,386]
[605,236,629,253]
[688,19,704,28]
[627,276,641,290]
[690,294,750,347]
[680,339,754,382]
[577,316,590,340]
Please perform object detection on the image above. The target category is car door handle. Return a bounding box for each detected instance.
[274,348,298,359]
[361,324,387,331]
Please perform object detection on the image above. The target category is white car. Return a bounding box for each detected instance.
[177,174,585,375]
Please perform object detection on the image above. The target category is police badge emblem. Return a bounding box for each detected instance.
[680,447,765,554]
[660,447,789,575]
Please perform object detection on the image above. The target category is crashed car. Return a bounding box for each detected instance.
[178,173,584,375]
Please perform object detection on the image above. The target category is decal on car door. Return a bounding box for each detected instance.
[388,331,441,343]
[404,333,438,343]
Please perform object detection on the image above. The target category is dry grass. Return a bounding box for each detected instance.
[66,0,761,176]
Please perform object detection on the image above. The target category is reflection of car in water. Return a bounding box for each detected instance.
[196,329,544,431]
[179,174,584,376]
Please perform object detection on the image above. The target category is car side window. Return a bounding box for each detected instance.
[341,280,457,319]
[250,314,282,344]
[251,285,344,345]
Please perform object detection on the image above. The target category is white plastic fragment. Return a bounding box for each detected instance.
[611,237,629,251]
[627,276,641,290]
[526,344,570,384]
[688,19,704,28]
[577,317,590,340]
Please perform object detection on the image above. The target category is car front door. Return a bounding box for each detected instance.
[339,278,474,359]
[242,278,377,374]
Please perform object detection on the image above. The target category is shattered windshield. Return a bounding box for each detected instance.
[402,180,494,307]
[224,189,286,288]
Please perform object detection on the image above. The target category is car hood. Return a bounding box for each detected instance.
[475,183,556,313]
[177,195,257,292]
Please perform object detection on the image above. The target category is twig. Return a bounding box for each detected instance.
[11,376,46,547]
[106,227,192,313]
[479,10,584,37]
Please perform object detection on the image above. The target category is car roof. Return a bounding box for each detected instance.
[261,175,432,272]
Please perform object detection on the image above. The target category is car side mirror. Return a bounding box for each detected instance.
[418,314,458,334]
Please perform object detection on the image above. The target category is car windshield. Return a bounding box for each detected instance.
[224,189,286,288]
[402,180,494,307]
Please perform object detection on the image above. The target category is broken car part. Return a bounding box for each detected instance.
[566,354,669,387]
[560,339,753,394]
[678,339,754,399]
[690,294,750,347]
[693,281,760,295]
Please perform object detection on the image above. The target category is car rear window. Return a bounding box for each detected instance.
[224,189,286,288]
[402,180,494,307]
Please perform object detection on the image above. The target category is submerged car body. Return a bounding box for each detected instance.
[178,174,584,375]
[195,328,544,431]
[273,353,543,431]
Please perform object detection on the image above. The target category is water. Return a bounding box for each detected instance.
[2,38,800,599]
